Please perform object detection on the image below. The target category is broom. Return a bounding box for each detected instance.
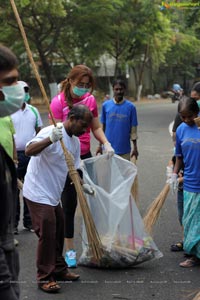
[143,183,170,234]
[10,0,104,260]
[192,291,200,300]
[130,155,139,207]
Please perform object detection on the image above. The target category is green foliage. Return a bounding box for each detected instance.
[0,0,200,95]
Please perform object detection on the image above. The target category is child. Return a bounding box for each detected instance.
[172,97,200,267]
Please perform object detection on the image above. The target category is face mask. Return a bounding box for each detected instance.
[24,92,30,102]
[0,83,25,117]
[73,86,89,97]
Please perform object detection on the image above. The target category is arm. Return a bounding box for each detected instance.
[96,123,106,155]
[131,140,138,159]
[12,136,17,162]
[130,126,138,159]
[25,138,52,156]
[173,156,183,175]
[91,117,108,145]
[172,131,176,146]
[36,126,42,134]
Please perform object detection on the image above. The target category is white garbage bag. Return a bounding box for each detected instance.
[79,154,163,268]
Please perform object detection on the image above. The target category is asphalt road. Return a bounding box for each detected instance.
[17,99,200,300]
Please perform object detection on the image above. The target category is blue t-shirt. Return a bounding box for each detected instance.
[101,99,138,155]
[176,122,200,192]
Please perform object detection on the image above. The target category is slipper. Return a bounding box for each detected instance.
[170,242,183,252]
[38,281,61,293]
[179,257,200,268]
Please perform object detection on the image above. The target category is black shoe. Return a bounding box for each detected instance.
[23,225,34,233]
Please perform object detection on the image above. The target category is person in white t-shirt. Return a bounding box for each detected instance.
[11,82,43,234]
[23,104,93,293]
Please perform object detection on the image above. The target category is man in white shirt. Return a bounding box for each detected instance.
[23,104,93,293]
[11,83,43,233]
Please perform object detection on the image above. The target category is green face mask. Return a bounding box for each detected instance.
[0,83,25,117]
[73,86,89,97]
[24,92,30,102]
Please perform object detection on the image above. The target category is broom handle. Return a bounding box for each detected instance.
[9,0,79,177]
[129,195,135,249]
[10,0,104,260]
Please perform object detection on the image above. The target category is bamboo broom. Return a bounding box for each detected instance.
[143,183,170,234]
[192,291,200,300]
[130,155,139,207]
[10,0,104,260]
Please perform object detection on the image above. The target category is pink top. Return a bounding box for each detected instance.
[50,92,98,155]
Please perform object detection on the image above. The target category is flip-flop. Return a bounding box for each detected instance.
[170,242,183,252]
[179,257,200,268]
[38,281,61,293]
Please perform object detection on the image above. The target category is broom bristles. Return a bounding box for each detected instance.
[143,183,170,234]
[193,292,200,300]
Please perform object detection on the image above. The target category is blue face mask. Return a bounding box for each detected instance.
[73,86,89,97]
[0,83,25,117]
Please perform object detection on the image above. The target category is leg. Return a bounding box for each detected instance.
[14,189,20,233]
[61,175,77,267]
[177,189,184,226]
[61,174,77,249]
[16,152,32,229]
[0,247,20,300]
[25,198,58,281]
[23,197,32,230]
[170,189,184,252]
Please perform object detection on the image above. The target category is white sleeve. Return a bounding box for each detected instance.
[26,125,53,147]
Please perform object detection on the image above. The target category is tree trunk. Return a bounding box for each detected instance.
[136,44,149,101]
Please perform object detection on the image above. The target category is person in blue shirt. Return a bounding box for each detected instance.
[99,78,138,160]
[172,97,200,268]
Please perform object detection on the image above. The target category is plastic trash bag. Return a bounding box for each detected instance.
[79,154,163,269]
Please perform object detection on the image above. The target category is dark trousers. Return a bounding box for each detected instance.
[61,151,91,239]
[0,246,20,300]
[25,198,68,281]
[15,151,32,228]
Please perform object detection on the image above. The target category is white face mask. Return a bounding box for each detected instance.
[0,83,25,117]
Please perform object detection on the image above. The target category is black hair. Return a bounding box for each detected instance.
[68,104,93,121]
[112,78,126,89]
[178,96,199,114]
[191,81,200,94]
[0,45,18,72]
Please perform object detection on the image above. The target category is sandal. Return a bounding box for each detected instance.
[55,272,80,282]
[179,257,200,268]
[170,242,183,252]
[38,281,61,293]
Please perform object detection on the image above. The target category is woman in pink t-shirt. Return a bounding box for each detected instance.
[49,65,114,267]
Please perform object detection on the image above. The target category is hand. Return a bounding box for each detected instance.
[49,123,63,143]
[96,145,103,156]
[82,183,96,195]
[131,149,138,160]
[166,165,173,180]
[103,142,114,158]
[168,173,178,193]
